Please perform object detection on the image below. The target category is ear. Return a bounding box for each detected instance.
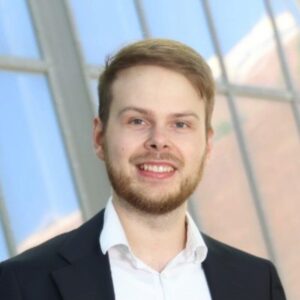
[206,129,214,160]
[93,117,105,160]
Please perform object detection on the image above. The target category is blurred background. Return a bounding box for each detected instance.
[0,0,299,298]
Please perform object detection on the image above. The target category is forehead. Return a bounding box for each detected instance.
[110,65,204,114]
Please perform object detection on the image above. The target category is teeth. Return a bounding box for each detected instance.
[140,164,174,173]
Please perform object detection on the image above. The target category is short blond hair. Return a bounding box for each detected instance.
[98,39,215,132]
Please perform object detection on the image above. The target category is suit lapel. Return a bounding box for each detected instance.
[202,234,252,300]
[52,253,114,300]
[51,210,115,300]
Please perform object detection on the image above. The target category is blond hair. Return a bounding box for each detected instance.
[98,38,215,132]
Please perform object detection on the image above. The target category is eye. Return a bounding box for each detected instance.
[174,121,188,129]
[129,118,145,126]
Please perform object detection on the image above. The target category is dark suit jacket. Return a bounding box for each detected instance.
[0,209,286,300]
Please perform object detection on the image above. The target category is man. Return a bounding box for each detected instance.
[0,39,286,299]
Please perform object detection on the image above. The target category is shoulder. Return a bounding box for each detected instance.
[0,209,105,271]
[202,233,283,284]
[202,232,273,268]
[0,210,106,299]
[0,230,74,299]
[201,234,286,299]
[0,228,74,272]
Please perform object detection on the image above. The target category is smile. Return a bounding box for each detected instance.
[139,164,175,173]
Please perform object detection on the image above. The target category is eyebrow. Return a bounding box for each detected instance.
[118,106,200,120]
[118,106,151,117]
[171,112,200,120]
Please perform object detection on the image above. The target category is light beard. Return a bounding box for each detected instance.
[104,150,207,215]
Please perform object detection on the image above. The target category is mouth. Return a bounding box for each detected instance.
[136,162,177,179]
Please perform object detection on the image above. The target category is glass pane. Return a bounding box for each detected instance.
[69,0,143,65]
[192,95,268,258]
[272,0,300,92]
[237,97,300,300]
[209,0,285,88]
[141,0,215,59]
[0,221,9,261]
[0,72,81,253]
[0,0,40,58]
[89,79,98,114]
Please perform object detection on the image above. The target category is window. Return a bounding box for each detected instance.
[1,1,299,298]
[0,0,40,58]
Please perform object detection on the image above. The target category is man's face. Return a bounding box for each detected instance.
[94,65,212,214]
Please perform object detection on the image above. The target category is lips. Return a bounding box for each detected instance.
[139,163,175,173]
[136,161,177,180]
[131,153,182,180]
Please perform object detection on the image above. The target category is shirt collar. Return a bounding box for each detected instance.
[184,212,208,263]
[100,197,129,254]
[100,198,208,263]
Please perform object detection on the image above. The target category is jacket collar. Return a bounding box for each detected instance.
[202,234,253,300]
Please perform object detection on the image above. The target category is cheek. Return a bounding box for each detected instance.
[183,139,207,166]
[106,134,140,161]
[176,132,206,154]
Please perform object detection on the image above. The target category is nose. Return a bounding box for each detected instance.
[144,126,170,151]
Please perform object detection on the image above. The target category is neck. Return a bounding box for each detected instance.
[112,194,187,272]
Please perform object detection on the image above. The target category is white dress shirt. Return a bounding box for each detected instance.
[100,199,212,300]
